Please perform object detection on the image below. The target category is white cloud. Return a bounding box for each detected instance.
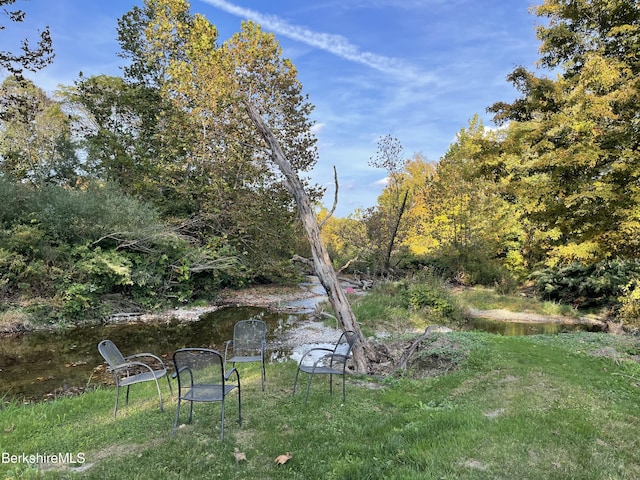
[310,122,325,135]
[373,177,389,187]
[198,0,436,84]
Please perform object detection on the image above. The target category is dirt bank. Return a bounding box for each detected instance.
[466,307,605,327]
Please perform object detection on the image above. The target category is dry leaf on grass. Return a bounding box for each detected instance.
[233,448,247,463]
[274,452,292,465]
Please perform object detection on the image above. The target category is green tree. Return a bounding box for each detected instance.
[488,0,640,265]
[319,207,370,272]
[0,76,79,184]
[61,73,193,212]
[107,0,320,280]
[411,118,523,282]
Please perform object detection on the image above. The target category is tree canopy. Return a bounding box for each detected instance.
[3,0,640,323]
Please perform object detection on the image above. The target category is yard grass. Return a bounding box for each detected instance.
[2,330,640,479]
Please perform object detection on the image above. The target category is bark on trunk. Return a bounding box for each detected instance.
[245,101,373,372]
[383,188,409,273]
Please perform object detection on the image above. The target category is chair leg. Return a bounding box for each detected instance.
[114,384,121,417]
[329,373,333,396]
[292,368,301,396]
[261,359,266,392]
[153,378,164,412]
[305,372,315,404]
[342,374,346,402]
[166,375,173,396]
[220,400,225,441]
[125,385,130,406]
[173,399,182,436]
[237,384,242,426]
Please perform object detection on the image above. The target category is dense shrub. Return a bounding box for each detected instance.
[617,279,640,327]
[0,180,250,323]
[399,247,517,293]
[402,281,458,318]
[530,259,640,308]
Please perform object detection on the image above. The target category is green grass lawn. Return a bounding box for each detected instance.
[2,330,640,479]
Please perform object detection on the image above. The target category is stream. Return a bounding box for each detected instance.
[0,307,305,403]
[0,279,601,403]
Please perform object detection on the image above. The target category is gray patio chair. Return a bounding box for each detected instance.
[172,348,242,440]
[224,319,267,391]
[292,330,358,403]
[97,339,172,417]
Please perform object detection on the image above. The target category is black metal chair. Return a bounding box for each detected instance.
[97,339,172,417]
[293,330,358,403]
[172,348,242,440]
[224,319,267,391]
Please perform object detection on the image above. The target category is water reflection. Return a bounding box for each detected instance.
[462,317,602,336]
[0,307,302,402]
[0,303,604,402]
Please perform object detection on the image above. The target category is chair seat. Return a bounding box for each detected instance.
[292,331,358,403]
[181,384,237,402]
[172,348,242,440]
[119,369,167,387]
[228,355,262,363]
[298,365,343,375]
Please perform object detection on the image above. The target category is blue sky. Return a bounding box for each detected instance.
[7,0,542,217]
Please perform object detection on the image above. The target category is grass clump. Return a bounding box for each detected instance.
[350,279,465,336]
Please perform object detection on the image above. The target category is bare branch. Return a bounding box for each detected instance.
[336,256,359,274]
[318,165,339,229]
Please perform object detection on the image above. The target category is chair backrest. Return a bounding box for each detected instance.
[232,320,267,355]
[98,340,127,369]
[173,348,225,386]
[333,330,358,357]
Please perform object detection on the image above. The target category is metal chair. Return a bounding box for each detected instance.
[172,348,242,440]
[224,319,267,391]
[293,330,358,403]
[97,339,172,417]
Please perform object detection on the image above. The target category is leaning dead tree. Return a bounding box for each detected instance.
[245,101,374,373]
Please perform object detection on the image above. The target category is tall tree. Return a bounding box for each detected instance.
[488,0,640,265]
[0,76,79,184]
[111,0,327,282]
[367,134,409,274]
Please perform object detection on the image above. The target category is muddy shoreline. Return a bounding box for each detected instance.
[0,284,322,336]
[1,282,607,337]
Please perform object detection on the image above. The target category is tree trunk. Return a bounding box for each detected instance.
[245,101,373,372]
[383,188,409,273]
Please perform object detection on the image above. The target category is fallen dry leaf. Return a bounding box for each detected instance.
[233,448,246,463]
[274,452,292,465]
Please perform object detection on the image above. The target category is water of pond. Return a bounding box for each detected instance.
[0,307,301,403]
